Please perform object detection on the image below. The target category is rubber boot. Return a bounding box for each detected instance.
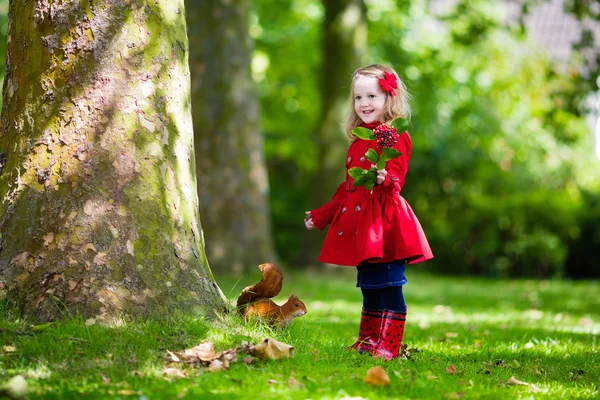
[349,308,383,354]
[372,309,406,360]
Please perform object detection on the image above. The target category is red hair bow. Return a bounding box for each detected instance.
[379,71,398,97]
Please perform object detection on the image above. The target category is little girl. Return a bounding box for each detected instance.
[304,64,433,360]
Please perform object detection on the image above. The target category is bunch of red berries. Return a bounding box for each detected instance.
[374,124,399,148]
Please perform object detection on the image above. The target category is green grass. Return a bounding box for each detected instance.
[1,268,599,399]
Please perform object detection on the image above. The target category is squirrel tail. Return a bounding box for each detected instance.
[236,263,283,309]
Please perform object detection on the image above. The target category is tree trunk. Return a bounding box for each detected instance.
[186,0,277,274]
[0,0,227,322]
[299,0,367,265]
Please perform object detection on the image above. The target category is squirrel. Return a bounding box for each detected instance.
[236,263,307,329]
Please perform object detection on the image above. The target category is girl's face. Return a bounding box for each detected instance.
[353,75,386,124]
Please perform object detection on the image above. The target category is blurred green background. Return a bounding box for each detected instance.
[1,0,599,279]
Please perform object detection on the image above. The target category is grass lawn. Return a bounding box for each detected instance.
[1,267,599,399]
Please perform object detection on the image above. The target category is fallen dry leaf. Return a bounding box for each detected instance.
[0,375,28,398]
[506,376,542,392]
[506,376,529,386]
[208,359,224,372]
[166,350,180,363]
[288,377,304,389]
[164,368,187,378]
[446,364,457,374]
[251,338,294,360]
[2,345,16,353]
[191,342,218,362]
[364,366,390,386]
[242,356,254,365]
[165,338,294,375]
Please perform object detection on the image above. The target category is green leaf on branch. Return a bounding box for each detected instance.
[365,148,379,163]
[348,167,366,179]
[352,127,376,140]
[367,169,377,182]
[377,160,387,170]
[381,148,402,162]
[392,117,409,132]
[365,181,375,190]
[354,175,368,186]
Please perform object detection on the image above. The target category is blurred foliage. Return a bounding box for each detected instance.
[252,0,600,277]
[0,0,598,278]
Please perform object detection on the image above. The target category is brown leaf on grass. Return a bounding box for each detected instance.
[208,359,224,372]
[364,366,390,386]
[165,338,293,375]
[164,367,187,378]
[506,376,541,392]
[446,364,457,374]
[1,375,29,398]
[191,342,218,362]
[166,350,180,363]
[506,376,529,386]
[288,377,304,389]
[168,341,222,363]
[251,338,294,360]
[396,343,419,359]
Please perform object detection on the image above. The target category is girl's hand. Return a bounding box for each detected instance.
[304,211,315,230]
[372,164,388,185]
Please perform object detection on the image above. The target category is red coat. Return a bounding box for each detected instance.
[310,129,433,267]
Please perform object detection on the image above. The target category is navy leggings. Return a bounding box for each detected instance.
[362,286,406,313]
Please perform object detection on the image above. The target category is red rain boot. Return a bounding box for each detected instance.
[373,309,406,360]
[349,308,383,354]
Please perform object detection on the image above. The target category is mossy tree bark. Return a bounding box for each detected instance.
[0,0,227,322]
[186,0,277,274]
[299,0,367,265]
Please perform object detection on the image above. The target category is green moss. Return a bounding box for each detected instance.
[1,187,44,258]
[110,264,123,282]
[90,222,115,250]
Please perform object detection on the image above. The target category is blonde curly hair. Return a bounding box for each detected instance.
[345,64,411,141]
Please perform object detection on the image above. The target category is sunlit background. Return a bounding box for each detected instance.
[1,0,598,279]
